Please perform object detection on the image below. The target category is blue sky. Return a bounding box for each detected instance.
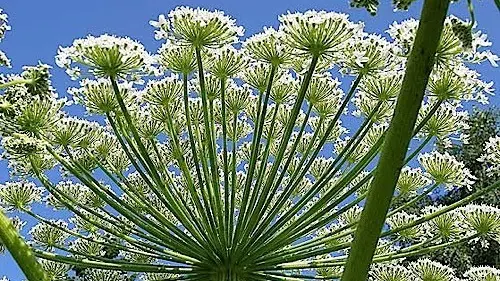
[0,0,499,280]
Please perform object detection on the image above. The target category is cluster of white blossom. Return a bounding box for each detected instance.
[0,5,499,281]
[55,34,157,81]
[418,151,475,190]
[479,136,500,176]
[0,8,10,67]
[370,260,500,281]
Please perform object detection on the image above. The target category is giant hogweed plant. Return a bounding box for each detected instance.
[1,2,500,281]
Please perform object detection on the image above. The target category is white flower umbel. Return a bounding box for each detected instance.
[243,27,293,66]
[56,34,155,80]
[39,260,70,281]
[166,6,244,48]
[67,78,135,114]
[206,46,249,79]
[386,211,422,241]
[341,34,398,76]
[157,41,196,74]
[421,205,464,241]
[278,10,362,58]
[369,264,411,281]
[396,167,432,197]
[458,205,500,241]
[418,151,475,191]
[418,103,469,144]
[464,266,500,281]
[408,259,456,281]
[0,181,42,211]
[29,220,70,249]
[388,17,499,68]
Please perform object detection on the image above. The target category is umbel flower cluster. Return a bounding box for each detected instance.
[1,5,500,281]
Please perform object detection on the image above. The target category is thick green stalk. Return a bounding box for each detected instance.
[340,1,450,279]
[0,210,49,281]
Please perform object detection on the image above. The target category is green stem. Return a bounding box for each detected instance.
[194,47,223,233]
[229,111,239,250]
[0,78,34,90]
[233,64,277,249]
[243,74,363,252]
[220,77,231,249]
[0,210,49,281]
[109,77,209,250]
[182,73,218,240]
[341,1,450,278]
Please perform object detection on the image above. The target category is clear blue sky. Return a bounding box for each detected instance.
[0,0,499,279]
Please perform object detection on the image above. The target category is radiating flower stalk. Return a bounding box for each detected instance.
[1,3,500,281]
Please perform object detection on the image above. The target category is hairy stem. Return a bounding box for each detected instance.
[0,210,49,281]
[341,1,451,279]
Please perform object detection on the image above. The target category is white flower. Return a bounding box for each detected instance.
[458,205,500,241]
[341,34,398,75]
[418,103,469,141]
[369,264,411,281]
[396,167,432,196]
[278,10,362,57]
[29,220,70,248]
[427,63,494,104]
[409,259,456,281]
[0,50,10,68]
[206,45,249,78]
[225,83,252,114]
[421,205,465,241]
[0,8,11,41]
[157,41,196,74]
[388,17,499,68]
[464,266,500,281]
[40,260,70,281]
[418,151,475,190]
[270,73,298,105]
[0,181,43,211]
[243,27,293,65]
[479,136,500,176]
[386,211,422,241]
[305,73,342,106]
[56,34,155,80]
[166,6,244,48]
[149,14,169,40]
[68,78,134,114]
[144,74,183,106]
